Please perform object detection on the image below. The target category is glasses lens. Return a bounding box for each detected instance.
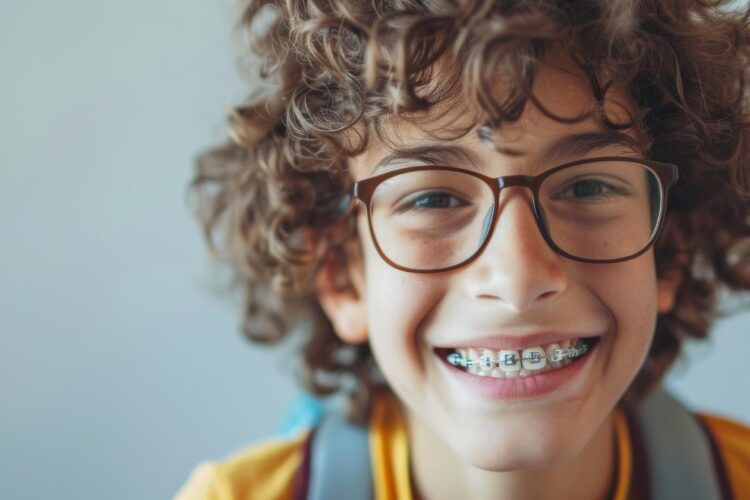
[369,169,495,270]
[539,160,662,261]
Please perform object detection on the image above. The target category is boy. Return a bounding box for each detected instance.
[179,0,750,498]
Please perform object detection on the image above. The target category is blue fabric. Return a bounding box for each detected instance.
[274,391,325,438]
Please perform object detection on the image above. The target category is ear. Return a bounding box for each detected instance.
[656,263,684,314]
[314,238,368,344]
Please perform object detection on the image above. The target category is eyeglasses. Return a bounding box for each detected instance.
[341,156,679,273]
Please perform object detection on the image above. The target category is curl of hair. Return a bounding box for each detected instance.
[188,0,750,424]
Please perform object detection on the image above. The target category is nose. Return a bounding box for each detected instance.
[465,187,568,312]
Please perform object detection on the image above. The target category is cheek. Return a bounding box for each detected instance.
[358,223,447,391]
[586,254,659,362]
[358,219,440,339]
[365,253,440,353]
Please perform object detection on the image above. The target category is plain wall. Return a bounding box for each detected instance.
[1,1,749,499]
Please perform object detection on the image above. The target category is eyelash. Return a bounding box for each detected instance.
[407,192,469,210]
[555,179,620,201]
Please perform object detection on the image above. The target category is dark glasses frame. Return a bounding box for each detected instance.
[343,156,679,273]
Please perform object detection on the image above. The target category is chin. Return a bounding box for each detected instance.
[450,428,586,472]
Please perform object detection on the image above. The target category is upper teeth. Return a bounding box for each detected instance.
[446,339,589,371]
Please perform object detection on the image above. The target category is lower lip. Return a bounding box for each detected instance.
[436,342,599,401]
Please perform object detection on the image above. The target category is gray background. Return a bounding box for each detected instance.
[1,1,749,499]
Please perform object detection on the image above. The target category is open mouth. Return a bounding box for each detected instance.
[434,336,601,379]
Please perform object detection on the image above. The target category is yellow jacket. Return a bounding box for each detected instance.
[175,391,750,500]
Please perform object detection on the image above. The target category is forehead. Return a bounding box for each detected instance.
[348,61,644,178]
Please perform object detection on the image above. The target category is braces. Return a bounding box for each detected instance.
[446,343,589,369]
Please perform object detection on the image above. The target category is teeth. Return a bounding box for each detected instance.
[445,338,593,378]
[521,347,547,371]
[546,343,563,366]
[446,352,463,366]
[498,349,521,376]
[479,349,495,372]
[467,348,480,374]
[457,348,468,365]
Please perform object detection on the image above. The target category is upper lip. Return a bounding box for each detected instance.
[432,331,601,351]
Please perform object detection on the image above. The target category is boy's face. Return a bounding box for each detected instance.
[318,61,681,470]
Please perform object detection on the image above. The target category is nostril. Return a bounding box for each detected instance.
[538,289,559,301]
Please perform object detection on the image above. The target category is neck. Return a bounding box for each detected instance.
[404,407,618,500]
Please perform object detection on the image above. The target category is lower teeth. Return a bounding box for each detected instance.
[445,338,593,379]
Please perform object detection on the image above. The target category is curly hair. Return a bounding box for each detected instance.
[188,0,750,424]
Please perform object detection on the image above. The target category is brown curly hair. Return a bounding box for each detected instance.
[188,0,750,425]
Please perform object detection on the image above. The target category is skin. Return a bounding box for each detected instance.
[315,61,682,500]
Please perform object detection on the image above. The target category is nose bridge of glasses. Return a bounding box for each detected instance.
[495,175,535,207]
[497,175,535,189]
[475,174,535,241]
[481,174,543,249]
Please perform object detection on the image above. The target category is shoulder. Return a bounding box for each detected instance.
[697,412,750,496]
[174,429,311,500]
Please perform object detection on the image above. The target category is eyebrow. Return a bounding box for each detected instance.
[536,131,645,167]
[369,131,645,175]
[371,145,480,175]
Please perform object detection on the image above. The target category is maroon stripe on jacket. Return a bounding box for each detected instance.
[293,428,316,500]
[694,415,736,500]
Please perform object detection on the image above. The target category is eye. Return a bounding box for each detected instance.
[556,178,621,201]
[401,191,469,211]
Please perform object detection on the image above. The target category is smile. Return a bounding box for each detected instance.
[435,337,600,379]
